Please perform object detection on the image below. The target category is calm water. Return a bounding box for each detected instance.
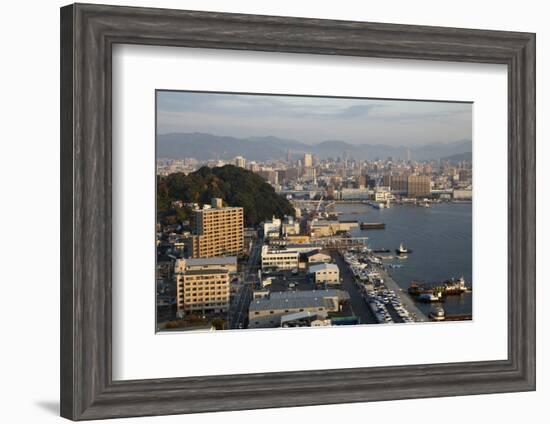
[335,202,472,317]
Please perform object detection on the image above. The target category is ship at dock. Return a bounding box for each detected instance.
[408,276,469,302]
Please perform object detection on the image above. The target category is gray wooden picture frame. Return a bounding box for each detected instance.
[60,3,536,421]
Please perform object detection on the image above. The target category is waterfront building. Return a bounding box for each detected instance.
[308,219,358,238]
[384,174,408,193]
[176,268,230,315]
[340,187,370,200]
[453,188,473,200]
[187,198,244,258]
[373,186,392,202]
[407,175,432,197]
[309,263,340,285]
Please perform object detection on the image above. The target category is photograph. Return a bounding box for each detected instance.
[155,90,473,332]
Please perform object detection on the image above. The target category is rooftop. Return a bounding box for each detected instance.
[309,263,339,273]
[184,268,229,276]
[183,257,237,266]
[249,296,327,312]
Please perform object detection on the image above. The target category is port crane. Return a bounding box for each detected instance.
[315,195,324,214]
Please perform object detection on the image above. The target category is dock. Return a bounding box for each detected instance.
[378,268,428,322]
[360,222,386,230]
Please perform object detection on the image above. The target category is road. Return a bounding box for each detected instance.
[331,250,378,325]
[228,237,262,329]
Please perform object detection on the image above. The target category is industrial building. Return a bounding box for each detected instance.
[309,263,340,285]
[248,289,349,328]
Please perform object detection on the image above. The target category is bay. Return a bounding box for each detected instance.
[335,202,473,317]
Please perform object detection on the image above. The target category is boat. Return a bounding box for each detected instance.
[417,292,442,303]
[396,242,412,254]
[408,276,469,297]
[429,307,446,321]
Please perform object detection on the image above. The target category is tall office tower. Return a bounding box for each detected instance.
[303,153,313,168]
[287,148,292,162]
[187,198,244,258]
[234,156,246,168]
[407,175,432,197]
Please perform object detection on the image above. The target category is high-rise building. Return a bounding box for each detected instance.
[234,156,246,168]
[406,148,411,162]
[187,198,244,258]
[383,174,408,192]
[407,175,432,197]
[257,169,278,185]
[303,153,313,168]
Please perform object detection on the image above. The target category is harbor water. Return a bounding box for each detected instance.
[335,202,473,317]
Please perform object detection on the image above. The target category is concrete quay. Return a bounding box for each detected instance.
[378,268,428,322]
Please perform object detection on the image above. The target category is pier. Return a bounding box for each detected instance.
[377,268,428,322]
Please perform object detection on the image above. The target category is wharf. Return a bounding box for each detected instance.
[378,268,428,322]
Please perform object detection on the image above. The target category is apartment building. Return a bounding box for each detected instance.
[176,268,230,315]
[187,198,244,258]
[407,175,432,197]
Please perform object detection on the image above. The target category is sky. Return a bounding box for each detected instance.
[157,91,472,147]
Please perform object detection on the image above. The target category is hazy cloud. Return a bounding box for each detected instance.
[157,91,471,147]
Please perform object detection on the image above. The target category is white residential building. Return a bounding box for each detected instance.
[262,216,282,239]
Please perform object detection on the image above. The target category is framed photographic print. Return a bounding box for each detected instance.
[60,3,536,420]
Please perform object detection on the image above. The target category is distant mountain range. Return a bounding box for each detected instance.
[157,132,472,162]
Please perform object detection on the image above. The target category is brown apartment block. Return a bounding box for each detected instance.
[407,175,432,197]
[187,198,244,258]
[383,174,409,192]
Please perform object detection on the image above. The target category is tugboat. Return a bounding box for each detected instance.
[429,306,446,321]
[396,242,412,254]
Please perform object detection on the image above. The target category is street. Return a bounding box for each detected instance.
[228,237,262,329]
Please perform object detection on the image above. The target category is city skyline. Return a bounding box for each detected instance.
[157,91,472,147]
